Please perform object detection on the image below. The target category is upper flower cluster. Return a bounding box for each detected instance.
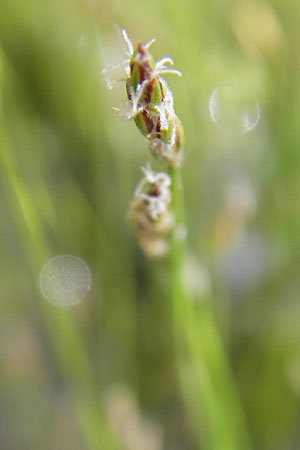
[104,29,184,166]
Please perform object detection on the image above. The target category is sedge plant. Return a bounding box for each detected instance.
[105,28,254,450]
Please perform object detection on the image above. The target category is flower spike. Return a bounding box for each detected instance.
[104,28,184,166]
[129,166,174,257]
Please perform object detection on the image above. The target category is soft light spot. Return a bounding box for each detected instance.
[209,86,260,134]
[39,255,91,306]
[232,2,284,58]
[225,176,257,220]
[217,233,267,294]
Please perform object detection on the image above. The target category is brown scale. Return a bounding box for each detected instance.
[128,43,168,141]
[140,110,155,133]
[142,78,155,103]
[132,43,152,83]
[175,122,181,151]
[149,182,161,197]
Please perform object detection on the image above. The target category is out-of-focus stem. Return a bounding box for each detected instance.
[169,166,253,450]
[0,121,120,450]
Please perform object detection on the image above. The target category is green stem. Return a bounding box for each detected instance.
[169,166,253,450]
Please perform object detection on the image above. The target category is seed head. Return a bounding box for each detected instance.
[104,29,185,167]
[129,165,174,257]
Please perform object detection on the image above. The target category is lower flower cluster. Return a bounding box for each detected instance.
[129,166,173,257]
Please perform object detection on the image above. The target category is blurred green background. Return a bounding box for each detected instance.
[1,0,300,449]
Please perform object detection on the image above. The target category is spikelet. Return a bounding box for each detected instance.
[104,29,184,166]
[129,165,174,257]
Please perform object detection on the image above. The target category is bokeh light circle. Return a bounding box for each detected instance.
[39,255,91,307]
[209,86,260,134]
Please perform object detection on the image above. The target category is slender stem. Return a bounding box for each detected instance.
[169,166,253,450]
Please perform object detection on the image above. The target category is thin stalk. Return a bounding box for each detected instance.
[169,166,253,450]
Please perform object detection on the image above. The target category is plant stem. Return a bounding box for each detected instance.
[169,166,253,450]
